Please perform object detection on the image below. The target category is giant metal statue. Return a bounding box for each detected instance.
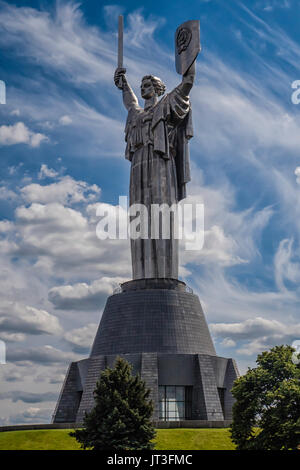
[114,18,200,280]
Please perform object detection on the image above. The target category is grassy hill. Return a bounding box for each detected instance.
[0,428,235,450]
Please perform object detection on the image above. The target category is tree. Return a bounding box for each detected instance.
[230,345,300,450]
[70,357,156,450]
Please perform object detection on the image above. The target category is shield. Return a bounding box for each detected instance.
[175,20,201,76]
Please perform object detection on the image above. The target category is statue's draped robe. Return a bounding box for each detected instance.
[125,85,193,279]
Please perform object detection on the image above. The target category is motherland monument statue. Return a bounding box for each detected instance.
[53,18,239,425]
[114,17,200,280]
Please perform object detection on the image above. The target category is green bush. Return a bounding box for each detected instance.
[71,357,156,450]
[230,345,300,450]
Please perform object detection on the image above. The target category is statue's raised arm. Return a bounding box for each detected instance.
[114,67,139,111]
[179,60,196,97]
[175,20,200,96]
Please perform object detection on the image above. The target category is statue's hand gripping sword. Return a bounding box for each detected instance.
[116,15,126,89]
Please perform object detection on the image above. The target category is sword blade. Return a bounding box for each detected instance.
[118,15,123,68]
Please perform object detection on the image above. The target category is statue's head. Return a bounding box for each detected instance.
[141,75,166,99]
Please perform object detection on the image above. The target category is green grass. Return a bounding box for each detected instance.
[155,428,235,450]
[0,429,82,450]
[0,428,235,450]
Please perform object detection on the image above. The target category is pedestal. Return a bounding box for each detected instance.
[52,279,239,424]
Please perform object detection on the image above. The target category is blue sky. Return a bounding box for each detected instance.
[0,0,300,425]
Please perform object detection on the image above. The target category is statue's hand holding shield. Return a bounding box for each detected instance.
[175,20,201,76]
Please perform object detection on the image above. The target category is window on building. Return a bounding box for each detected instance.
[159,386,192,421]
[217,387,225,416]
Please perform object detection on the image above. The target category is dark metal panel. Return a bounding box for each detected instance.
[158,354,195,385]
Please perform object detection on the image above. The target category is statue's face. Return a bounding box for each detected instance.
[141,78,155,100]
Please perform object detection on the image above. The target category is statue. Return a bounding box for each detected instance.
[114,18,200,280]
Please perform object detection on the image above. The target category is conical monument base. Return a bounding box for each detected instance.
[52,279,239,425]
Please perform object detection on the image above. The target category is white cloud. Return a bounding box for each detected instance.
[0,187,18,201]
[1,406,53,425]
[21,176,100,205]
[272,169,300,235]
[1,174,130,280]
[189,255,300,363]
[8,345,78,365]
[8,163,24,176]
[210,316,300,339]
[274,239,300,291]
[0,2,116,85]
[0,301,62,338]
[191,58,300,160]
[259,0,291,11]
[0,220,14,232]
[49,276,125,311]
[221,338,236,348]
[38,164,59,180]
[0,391,58,403]
[59,115,72,125]
[0,122,48,147]
[294,167,300,184]
[12,198,131,279]
[236,338,274,356]
[10,109,20,116]
[30,132,48,147]
[0,332,25,342]
[2,369,24,383]
[210,316,300,356]
[15,202,87,229]
[64,323,97,353]
[179,174,273,269]
[125,11,165,49]
[103,5,124,29]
